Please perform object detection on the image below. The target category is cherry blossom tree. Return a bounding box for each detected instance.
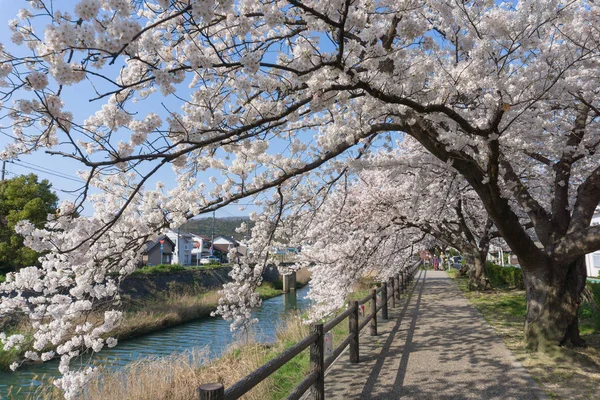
[1,1,600,394]
[282,138,503,296]
[355,142,499,290]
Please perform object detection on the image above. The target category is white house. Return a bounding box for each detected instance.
[165,230,212,266]
[585,210,600,279]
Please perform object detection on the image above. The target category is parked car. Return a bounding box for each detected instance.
[200,256,221,265]
[452,256,463,269]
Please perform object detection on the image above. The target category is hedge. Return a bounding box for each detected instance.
[485,261,524,289]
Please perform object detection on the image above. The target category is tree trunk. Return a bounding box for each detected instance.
[522,256,587,350]
[468,251,491,291]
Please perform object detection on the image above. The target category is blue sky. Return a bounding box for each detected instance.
[0,1,266,219]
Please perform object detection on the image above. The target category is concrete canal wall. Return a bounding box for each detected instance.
[120,265,310,298]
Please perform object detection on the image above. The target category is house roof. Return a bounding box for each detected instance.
[214,235,239,245]
[144,235,175,254]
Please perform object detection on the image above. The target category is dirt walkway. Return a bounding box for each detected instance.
[323,270,546,399]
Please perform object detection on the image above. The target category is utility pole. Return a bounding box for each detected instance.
[211,210,215,242]
[210,210,215,257]
[1,161,5,181]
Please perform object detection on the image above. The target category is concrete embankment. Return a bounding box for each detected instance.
[120,265,310,298]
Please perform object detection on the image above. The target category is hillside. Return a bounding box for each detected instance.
[180,216,254,241]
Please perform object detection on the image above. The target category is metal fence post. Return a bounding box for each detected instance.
[310,323,324,400]
[198,383,224,400]
[349,300,359,363]
[370,289,377,336]
[382,282,388,320]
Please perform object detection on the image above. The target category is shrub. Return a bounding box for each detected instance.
[485,262,524,289]
[133,263,186,275]
[579,282,600,332]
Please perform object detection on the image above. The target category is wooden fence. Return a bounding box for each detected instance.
[198,261,422,400]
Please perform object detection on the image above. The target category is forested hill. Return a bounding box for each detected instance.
[180,216,254,241]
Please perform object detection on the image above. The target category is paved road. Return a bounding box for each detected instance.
[323,270,545,400]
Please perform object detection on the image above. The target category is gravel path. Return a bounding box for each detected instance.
[322,270,546,400]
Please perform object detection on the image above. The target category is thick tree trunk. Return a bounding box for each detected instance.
[522,256,587,350]
[468,251,491,291]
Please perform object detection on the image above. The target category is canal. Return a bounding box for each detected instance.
[0,285,311,398]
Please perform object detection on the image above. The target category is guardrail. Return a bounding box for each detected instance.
[197,260,422,400]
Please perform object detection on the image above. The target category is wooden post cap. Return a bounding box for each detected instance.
[199,383,223,391]
[198,383,224,400]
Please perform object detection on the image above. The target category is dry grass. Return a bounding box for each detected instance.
[452,274,600,400]
[113,290,223,340]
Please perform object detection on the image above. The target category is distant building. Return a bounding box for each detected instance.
[212,236,246,263]
[165,230,211,266]
[141,235,175,266]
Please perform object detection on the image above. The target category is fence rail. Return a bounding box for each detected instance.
[198,260,422,400]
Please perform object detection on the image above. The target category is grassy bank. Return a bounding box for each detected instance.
[0,281,285,371]
[449,271,600,399]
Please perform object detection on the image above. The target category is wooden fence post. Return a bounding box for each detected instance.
[198,383,224,400]
[400,271,404,293]
[382,282,388,320]
[370,289,377,336]
[310,323,324,400]
[389,277,395,308]
[349,300,359,363]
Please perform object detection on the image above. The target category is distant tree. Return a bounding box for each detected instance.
[181,216,254,241]
[0,174,58,273]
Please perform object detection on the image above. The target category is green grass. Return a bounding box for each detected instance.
[266,346,310,400]
[133,263,229,275]
[256,283,282,299]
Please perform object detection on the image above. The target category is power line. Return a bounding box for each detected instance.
[1,169,79,197]
[10,161,86,184]
[14,159,87,183]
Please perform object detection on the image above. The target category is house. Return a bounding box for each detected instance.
[141,235,175,266]
[212,236,246,263]
[165,230,212,266]
[585,210,600,279]
[487,244,514,266]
